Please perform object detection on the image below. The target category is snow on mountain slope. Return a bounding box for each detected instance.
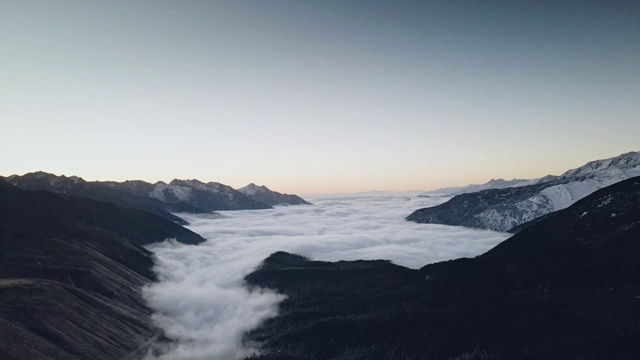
[149,182,169,201]
[237,183,311,206]
[144,179,271,211]
[107,178,274,211]
[540,152,640,211]
[556,152,640,181]
[408,151,640,232]
[238,183,265,196]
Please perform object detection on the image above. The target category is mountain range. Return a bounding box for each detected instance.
[244,176,640,359]
[407,151,640,231]
[2,172,310,224]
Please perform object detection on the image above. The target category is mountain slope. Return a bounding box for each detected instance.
[244,176,640,360]
[407,151,640,231]
[479,175,640,287]
[0,181,204,360]
[238,183,311,206]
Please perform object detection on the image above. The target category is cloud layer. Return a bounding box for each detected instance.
[143,194,510,359]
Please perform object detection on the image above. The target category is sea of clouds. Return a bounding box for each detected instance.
[143,193,510,360]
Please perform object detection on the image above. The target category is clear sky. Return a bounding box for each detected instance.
[1,1,639,194]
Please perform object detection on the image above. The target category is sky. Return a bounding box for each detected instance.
[1,1,639,194]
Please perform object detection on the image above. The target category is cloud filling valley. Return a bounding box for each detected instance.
[143,194,510,359]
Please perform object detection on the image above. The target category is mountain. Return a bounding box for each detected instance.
[4,173,277,222]
[4,172,192,224]
[0,181,204,360]
[407,151,640,231]
[244,176,640,360]
[107,178,273,211]
[238,183,311,206]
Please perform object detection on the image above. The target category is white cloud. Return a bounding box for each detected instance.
[143,194,509,360]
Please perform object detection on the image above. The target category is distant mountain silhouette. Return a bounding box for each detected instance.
[238,183,311,206]
[0,181,204,359]
[423,175,558,196]
[407,151,640,231]
[245,176,640,360]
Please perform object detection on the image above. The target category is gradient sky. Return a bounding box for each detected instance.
[1,1,639,194]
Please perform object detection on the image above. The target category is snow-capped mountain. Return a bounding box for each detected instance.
[238,183,311,206]
[139,179,272,211]
[407,151,640,232]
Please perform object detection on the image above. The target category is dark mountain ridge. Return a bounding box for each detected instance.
[4,172,193,224]
[0,181,204,359]
[244,176,640,360]
[4,172,311,222]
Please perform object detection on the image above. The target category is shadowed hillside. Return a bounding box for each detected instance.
[0,181,204,359]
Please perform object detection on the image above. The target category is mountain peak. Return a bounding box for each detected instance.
[238,183,310,206]
[169,178,205,186]
[239,183,270,196]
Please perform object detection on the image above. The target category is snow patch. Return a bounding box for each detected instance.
[167,185,193,202]
[238,183,267,196]
[150,183,168,201]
